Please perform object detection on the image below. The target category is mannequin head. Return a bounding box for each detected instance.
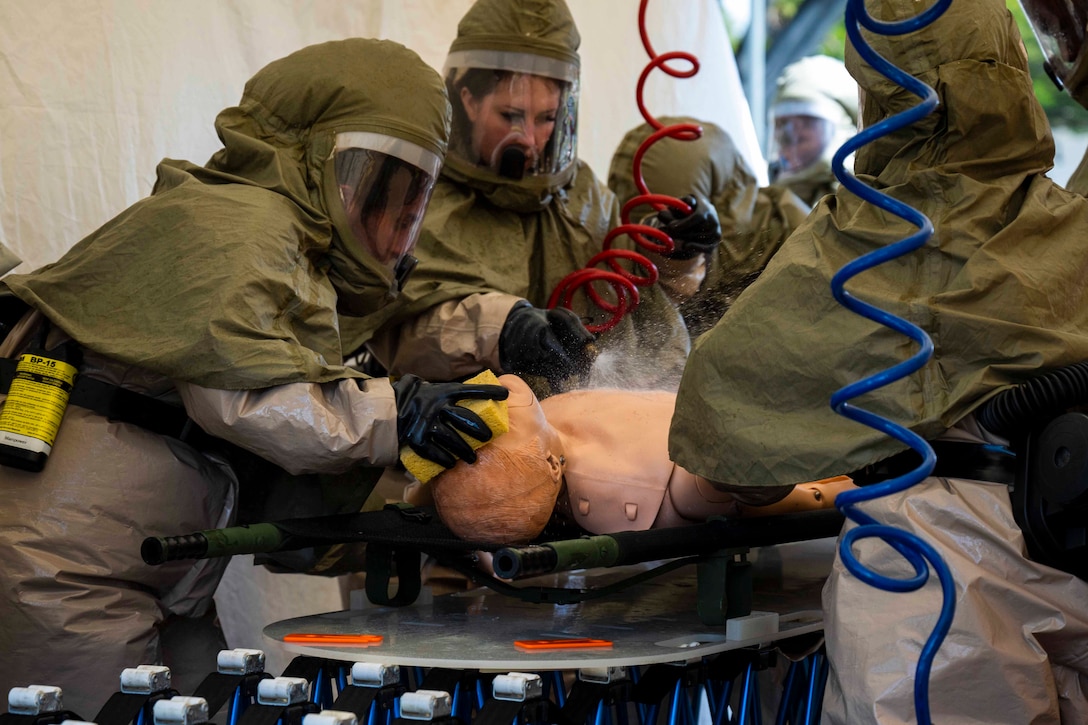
[431,374,565,544]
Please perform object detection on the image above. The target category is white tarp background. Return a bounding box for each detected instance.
[0,0,763,672]
[1,0,764,274]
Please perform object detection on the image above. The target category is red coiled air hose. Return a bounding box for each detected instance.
[548,0,703,334]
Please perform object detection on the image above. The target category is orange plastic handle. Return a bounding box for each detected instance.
[283,633,383,646]
[514,637,613,651]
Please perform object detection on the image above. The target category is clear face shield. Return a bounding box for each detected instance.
[444,49,579,181]
[771,113,837,176]
[332,132,442,293]
[1019,0,1088,100]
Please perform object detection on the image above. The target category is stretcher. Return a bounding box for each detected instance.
[143,505,845,621]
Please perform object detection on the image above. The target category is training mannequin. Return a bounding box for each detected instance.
[418,375,853,545]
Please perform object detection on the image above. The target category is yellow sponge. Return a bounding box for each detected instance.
[400,370,510,484]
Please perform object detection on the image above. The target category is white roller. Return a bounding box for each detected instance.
[216,648,266,675]
[152,696,210,725]
[256,677,309,707]
[399,690,452,721]
[120,666,171,695]
[492,673,542,702]
[302,710,358,725]
[350,663,399,688]
[8,685,62,715]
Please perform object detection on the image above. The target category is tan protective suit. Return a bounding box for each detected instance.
[668,1,1088,722]
[608,117,810,338]
[0,39,449,716]
[360,0,699,394]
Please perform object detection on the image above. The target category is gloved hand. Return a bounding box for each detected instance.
[499,302,597,380]
[647,195,721,259]
[392,374,510,468]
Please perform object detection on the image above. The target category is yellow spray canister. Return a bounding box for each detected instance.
[0,340,79,472]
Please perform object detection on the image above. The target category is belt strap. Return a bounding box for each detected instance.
[0,356,214,447]
[850,440,1017,486]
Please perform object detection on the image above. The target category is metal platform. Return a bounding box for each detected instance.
[264,538,837,670]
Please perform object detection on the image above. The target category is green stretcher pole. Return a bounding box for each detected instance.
[492,509,846,579]
[142,523,299,565]
[141,505,481,566]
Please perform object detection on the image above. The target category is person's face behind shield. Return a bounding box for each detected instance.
[462,73,560,177]
[333,132,442,295]
[1019,0,1088,102]
[773,114,836,174]
[445,49,578,180]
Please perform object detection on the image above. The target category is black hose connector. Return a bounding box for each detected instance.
[978,362,1088,439]
[493,544,557,579]
[142,533,209,565]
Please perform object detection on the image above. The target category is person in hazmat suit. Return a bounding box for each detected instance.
[668,1,1088,722]
[609,117,811,338]
[1019,0,1088,195]
[768,55,859,207]
[360,0,720,397]
[0,39,509,718]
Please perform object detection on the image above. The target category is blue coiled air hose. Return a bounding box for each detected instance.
[828,1,955,723]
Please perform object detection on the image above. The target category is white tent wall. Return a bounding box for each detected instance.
[0,0,762,671]
[1,0,763,274]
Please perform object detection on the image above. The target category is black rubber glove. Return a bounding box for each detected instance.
[648,195,721,259]
[499,302,597,380]
[391,374,510,469]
